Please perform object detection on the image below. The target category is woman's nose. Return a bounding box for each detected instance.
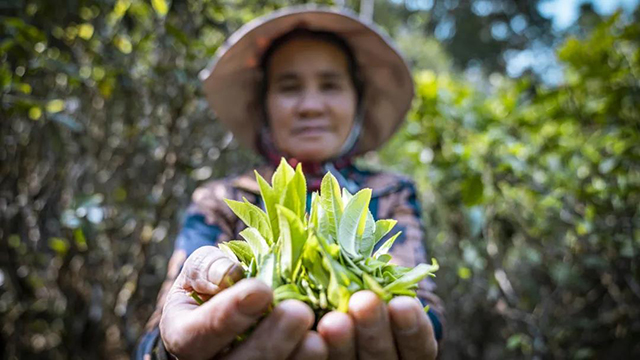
[296,89,325,118]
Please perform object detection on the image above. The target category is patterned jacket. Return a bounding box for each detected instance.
[135,164,444,359]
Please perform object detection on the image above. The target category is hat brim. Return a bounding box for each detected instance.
[199,5,414,155]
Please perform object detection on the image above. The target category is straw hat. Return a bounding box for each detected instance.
[199,4,414,155]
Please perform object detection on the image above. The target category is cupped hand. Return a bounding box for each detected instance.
[159,246,328,360]
[317,291,437,360]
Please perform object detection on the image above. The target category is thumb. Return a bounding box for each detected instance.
[179,246,244,296]
[161,279,273,359]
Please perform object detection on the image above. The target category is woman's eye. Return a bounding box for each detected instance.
[277,83,300,92]
[321,82,342,91]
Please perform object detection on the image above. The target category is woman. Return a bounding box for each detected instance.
[136,5,443,360]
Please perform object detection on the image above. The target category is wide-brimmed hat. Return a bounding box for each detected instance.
[199,4,414,155]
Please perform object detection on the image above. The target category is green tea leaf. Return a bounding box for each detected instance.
[385,264,412,277]
[317,200,332,242]
[309,192,320,229]
[225,198,273,244]
[316,234,352,287]
[257,253,279,288]
[372,219,397,246]
[274,284,310,304]
[363,273,391,301]
[364,257,388,272]
[344,264,363,293]
[277,205,308,280]
[383,270,398,283]
[384,262,439,295]
[377,254,392,263]
[341,187,353,204]
[357,261,374,274]
[338,188,372,257]
[301,236,330,288]
[308,257,330,289]
[239,227,270,260]
[389,288,417,297]
[341,249,364,276]
[358,210,376,257]
[218,243,239,262]
[225,240,254,265]
[373,231,402,259]
[327,243,341,259]
[248,257,257,277]
[295,164,308,216]
[256,171,280,241]
[382,265,412,283]
[320,172,343,240]
[296,164,307,215]
[283,165,307,219]
[328,271,351,312]
[272,158,295,196]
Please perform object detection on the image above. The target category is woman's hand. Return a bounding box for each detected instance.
[159,246,328,360]
[317,291,438,360]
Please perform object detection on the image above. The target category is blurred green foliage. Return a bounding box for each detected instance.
[1,0,639,359]
[380,13,640,359]
[0,0,275,358]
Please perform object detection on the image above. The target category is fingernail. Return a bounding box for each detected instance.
[208,258,235,285]
[239,292,270,316]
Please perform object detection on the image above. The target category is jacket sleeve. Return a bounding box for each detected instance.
[381,180,445,342]
[134,181,239,359]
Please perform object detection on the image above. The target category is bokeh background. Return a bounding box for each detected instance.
[1,0,639,358]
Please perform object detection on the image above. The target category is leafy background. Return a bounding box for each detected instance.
[1,0,639,359]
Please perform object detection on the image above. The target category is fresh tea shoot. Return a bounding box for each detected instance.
[217,159,438,314]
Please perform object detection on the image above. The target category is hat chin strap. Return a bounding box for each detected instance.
[335,111,362,159]
[321,110,362,193]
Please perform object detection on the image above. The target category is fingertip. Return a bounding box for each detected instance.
[388,296,422,313]
[349,290,380,306]
[388,297,421,334]
[317,311,354,347]
[301,331,329,359]
[388,297,439,359]
[240,277,274,293]
[278,299,315,329]
[235,279,274,316]
[318,310,351,328]
[348,290,383,317]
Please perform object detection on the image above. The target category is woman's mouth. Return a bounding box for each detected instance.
[293,126,331,137]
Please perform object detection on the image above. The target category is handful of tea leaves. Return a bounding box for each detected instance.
[214,159,438,315]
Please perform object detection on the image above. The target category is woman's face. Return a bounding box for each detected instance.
[265,37,358,163]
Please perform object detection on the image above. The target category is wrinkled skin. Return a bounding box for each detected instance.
[160,246,327,360]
